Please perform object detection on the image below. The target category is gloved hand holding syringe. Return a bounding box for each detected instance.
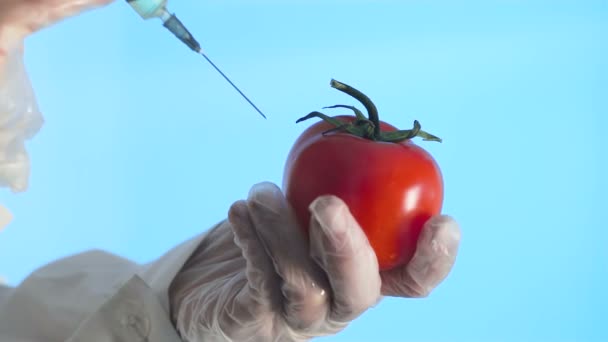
[125,0,267,119]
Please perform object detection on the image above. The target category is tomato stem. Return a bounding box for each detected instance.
[329,79,382,137]
[296,79,443,143]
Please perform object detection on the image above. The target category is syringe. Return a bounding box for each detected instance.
[125,0,267,119]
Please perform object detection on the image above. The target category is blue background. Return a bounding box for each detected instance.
[1,1,606,341]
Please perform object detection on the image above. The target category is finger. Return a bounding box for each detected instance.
[381,215,461,298]
[308,195,381,323]
[2,0,115,36]
[0,0,115,56]
[246,182,331,331]
[30,0,114,33]
[228,200,282,311]
[45,0,115,23]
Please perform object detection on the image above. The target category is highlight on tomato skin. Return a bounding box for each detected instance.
[282,79,444,271]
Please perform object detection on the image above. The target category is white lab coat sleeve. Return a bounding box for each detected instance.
[0,227,214,342]
[0,285,11,309]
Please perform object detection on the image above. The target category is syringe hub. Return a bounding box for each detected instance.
[125,0,201,53]
[161,12,201,52]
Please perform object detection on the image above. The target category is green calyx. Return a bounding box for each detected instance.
[296,79,442,143]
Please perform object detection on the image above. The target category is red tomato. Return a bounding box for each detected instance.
[282,81,444,271]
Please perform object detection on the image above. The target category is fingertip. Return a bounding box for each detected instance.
[308,195,351,242]
[249,181,277,191]
[247,182,286,216]
[423,215,462,246]
[309,195,346,211]
[308,195,348,223]
[380,215,463,298]
[248,181,282,198]
[228,200,249,225]
[426,214,458,227]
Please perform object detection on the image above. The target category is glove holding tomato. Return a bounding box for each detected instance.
[169,81,461,341]
[170,183,460,341]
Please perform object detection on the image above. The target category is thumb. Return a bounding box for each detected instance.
[380,215,461,298]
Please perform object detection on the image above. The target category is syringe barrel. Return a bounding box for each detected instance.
[125,0,168,19]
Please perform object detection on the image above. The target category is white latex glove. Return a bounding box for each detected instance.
[0,0,114,192]
[169,182,461,342]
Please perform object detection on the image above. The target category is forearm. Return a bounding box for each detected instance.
[0,239,204,341]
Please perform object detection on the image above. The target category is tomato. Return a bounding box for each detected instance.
[282,80,444,271]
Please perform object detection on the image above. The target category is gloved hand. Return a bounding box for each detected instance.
[0,0,114,192]
[169,182,461,342]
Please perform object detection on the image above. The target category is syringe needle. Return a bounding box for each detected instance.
[151,8,266,119]
[199,52,267,119]
[126,1,267,118]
